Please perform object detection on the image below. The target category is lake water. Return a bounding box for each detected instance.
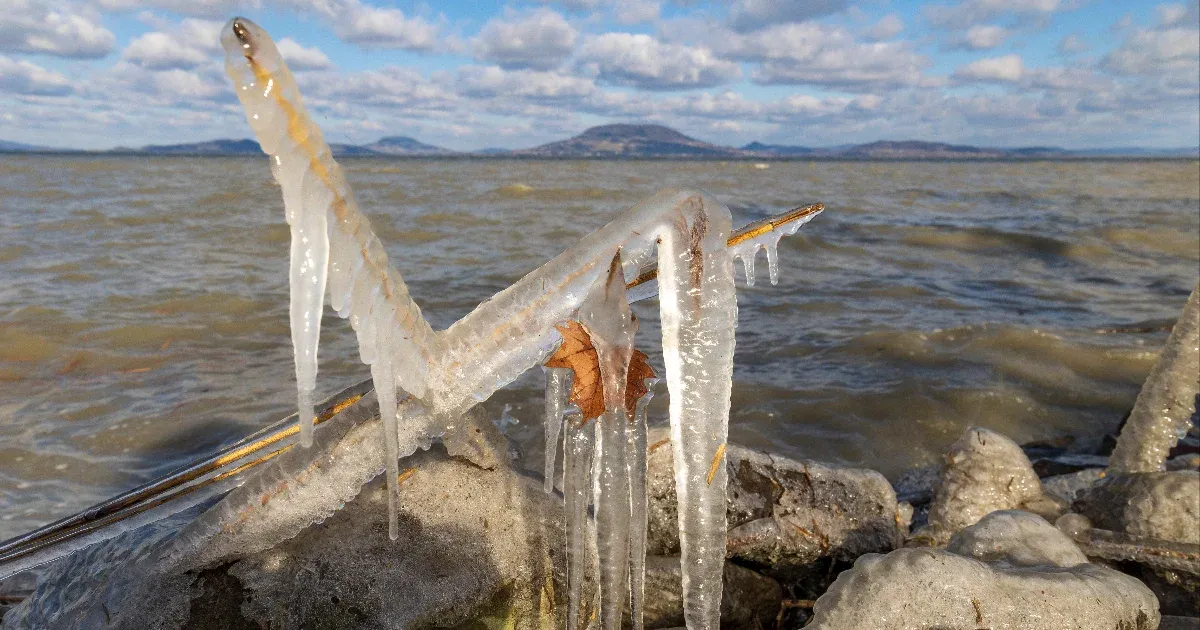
[1,156,1197,540]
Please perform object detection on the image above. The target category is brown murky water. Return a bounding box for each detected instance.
[1,156,1197,539]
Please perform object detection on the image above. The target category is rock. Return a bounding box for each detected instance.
[891,464,939,505]
[4,445,572,629]
[645,428,907,583]
[947,510,1087,568]
[806,548,1160,630]
[632,556,781,629]
[915,427,1065,544]
[1041,468,1107,504]
[1075,470,1200,544]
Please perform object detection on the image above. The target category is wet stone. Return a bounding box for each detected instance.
[645,427,907,583]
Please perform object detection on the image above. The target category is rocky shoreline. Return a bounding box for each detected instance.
[2,414,1196,629]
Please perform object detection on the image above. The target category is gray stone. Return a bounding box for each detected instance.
[631,556,781,629]
[891,464,939,505]
[807,548,1160,630]
[915,427,1066,545]
[947,510,1088,568]
[1075,470,1200,544]
[645,427,907,581]
[3,445,571,629]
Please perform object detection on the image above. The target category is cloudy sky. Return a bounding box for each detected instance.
[1,0,1197,151]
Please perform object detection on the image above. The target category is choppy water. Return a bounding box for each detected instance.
[1,156,1197,539]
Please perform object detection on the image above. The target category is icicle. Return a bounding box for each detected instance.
[579,252,639,629]
[370,306,402,540]
[628,386,655,630]
[544,366,572,493]
[564,413,596,629]
[765,239,779,285]
[222,16,440,439]
[655,200,736,629]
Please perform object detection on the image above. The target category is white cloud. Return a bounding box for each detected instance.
[578,33,740,90]
[1056,34,1088,55]
[121,19,223,70]
[0,1,114,59]
[1156,3,1191,27]
[457,65,594,100]
[867,14,904,41]
[95,0,246,18]
[123,32,210,69]
[329,2,439,50]
[614,0,661,24]
[276,38,333,70]
[961,25,1008,49]
[726,0,847,32]
[0,55,72,95]
[472,10,577,70]
[714,23,930,90]
[953,54,1025,82]
[1103,26,1200,76]
[926,0,1063,29]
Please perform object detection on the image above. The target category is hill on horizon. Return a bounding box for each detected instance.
[1,126,1196,158]
[517,123,746,158]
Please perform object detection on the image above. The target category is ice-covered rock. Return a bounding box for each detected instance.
[947,510,1087,568]
[1075,470,1200,545]
[3,445,575,630]
[807,547,1160,630]
[645,428,908,580]
[915,427,1065,544]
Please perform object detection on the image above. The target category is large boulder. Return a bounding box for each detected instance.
[4,445,568,629]
[1075,470,1200,545]
[947,510,1088,568]
[634,555,781,629]
[645,427,908,582]
[807,548,1159,629]
[914,427,1065,544]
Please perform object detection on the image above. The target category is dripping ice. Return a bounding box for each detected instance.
[221,16,820,630]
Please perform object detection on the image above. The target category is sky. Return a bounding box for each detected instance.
[0,0,1197,151]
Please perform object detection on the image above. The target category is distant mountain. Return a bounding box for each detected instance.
[518,124,747,158]
[364,136,453,155]
[742,141,813,156]
[836,140,1005,159]
[0,140,55,152]
[136,138,262,155]
[4,132,1194,159]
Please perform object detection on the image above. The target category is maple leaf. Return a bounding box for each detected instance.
[544,320,656,423]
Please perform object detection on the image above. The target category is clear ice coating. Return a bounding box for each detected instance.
[564,414,596,629]
[222,17,821,629]
[1109,280,1200,473]
[543,367,572,493]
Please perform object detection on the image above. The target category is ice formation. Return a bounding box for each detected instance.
[946,510,1088,568]
[807,547,1160,629]
[726,208,818,286]
[542,367,571,492]
[222,17,821,628]
[916,427,1063,544]
[1109,280,1200,473]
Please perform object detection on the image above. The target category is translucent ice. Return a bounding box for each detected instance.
[1110,280,1200,473]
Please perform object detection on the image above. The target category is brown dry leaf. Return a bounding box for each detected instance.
[544,320,656,423]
